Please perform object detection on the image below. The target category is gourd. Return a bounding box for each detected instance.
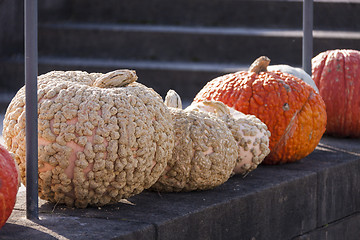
[151,90,238,192]
[186,100,271,175]
[0,144,19,229]
[193,56,327,164]
[3,70,174,208]
[312,49,360,137]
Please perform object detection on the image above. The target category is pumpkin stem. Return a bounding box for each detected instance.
[164,89,182,109]
[249,56,271,74]
[93,69,138,88]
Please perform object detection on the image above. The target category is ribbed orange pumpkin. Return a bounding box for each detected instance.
[0,144,18,229]
[194,56,327,164]
[312,49,360,137]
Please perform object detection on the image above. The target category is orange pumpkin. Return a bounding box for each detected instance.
[312,49,360,137]
[0,144,18,229]
[193,56,327,164]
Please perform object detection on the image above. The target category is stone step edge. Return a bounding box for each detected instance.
[6,55,251,73]
[40,22,360,40]
[0,56,251,109]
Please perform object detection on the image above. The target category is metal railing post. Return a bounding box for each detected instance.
[24,0,39,220]
[302,0,313,75]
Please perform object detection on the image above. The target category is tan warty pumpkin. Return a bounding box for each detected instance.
[186,100,270,175]
[3,70,174,208]
[151,90,238,192]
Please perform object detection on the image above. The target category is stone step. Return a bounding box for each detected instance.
[38,23,360,66]
[0,56,247,101]
[39,0,360,31]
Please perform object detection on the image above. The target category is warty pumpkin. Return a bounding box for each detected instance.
[3,69,174,208]
[0,144,19,229]
[193,56,327,164]
[312,49,360,137]
[186,100,270,175]
[151,90,238,192]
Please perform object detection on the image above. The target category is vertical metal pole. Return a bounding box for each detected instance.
[25,0,39,220]
[302,0,313,75]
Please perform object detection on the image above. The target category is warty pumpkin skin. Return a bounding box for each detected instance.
[151,90,238,192]
[194,56,327,164]
[312,49,360,137]
[185,100,270,175]
[0,144,19,229]
[3,70,174,208]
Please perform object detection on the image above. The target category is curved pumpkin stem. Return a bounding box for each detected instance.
[249,56,271,74]
[93,69,138,88]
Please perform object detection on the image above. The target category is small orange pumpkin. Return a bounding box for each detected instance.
[193,56,327,164]
[0,144,19,229]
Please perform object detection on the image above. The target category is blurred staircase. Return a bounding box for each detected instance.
[1,0,360,102]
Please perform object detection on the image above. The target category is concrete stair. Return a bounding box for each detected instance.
[2,136,360,239]
[1,0,360,101]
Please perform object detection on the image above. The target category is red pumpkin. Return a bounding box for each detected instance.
[0,144,18,229]
[312,49,360,137]
[194,56,327,164]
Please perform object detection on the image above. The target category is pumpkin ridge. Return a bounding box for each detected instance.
[270,110,298,158]
[316,53,329,91]
[316,52,338,134]
[332,51,346,134]
[270,88,313,158]
[343,53,350,135]
[340,52,347,134]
